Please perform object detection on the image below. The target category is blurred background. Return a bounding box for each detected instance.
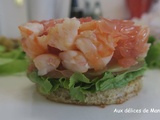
[0,0,158,38]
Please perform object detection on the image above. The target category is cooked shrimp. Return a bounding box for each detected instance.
[59,50,89,73]
[75,31,115,70]
[33,54,60,75]
[19,17,150,71]
[20,35,48,59]
[78,20,97,33]
[40,19,64,35]
[47,18,80,51]
[19,22,44,37]
[19,23,48,59]
[75,31,104,70]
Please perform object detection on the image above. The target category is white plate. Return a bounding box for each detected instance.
[0,70,160,120]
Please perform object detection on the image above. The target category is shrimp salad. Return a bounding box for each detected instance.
[19,17,150,101]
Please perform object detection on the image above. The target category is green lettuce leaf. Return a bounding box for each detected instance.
[28,71,52,94]
[0,59,28,75]
[70,86,85,102]
[0,45,6,52]
[146,36,160,68]
[0,47,28,75]
[0,58,13,65]
[28,65,146,102]
[96,66,146,91]
[69,72,90,88]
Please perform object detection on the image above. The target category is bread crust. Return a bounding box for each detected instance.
[36,77,142,107]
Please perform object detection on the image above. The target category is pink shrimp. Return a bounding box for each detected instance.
[47,18,80,51]
[33,54,60,76]
[75,30,116,70]
[59,50,89,73]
